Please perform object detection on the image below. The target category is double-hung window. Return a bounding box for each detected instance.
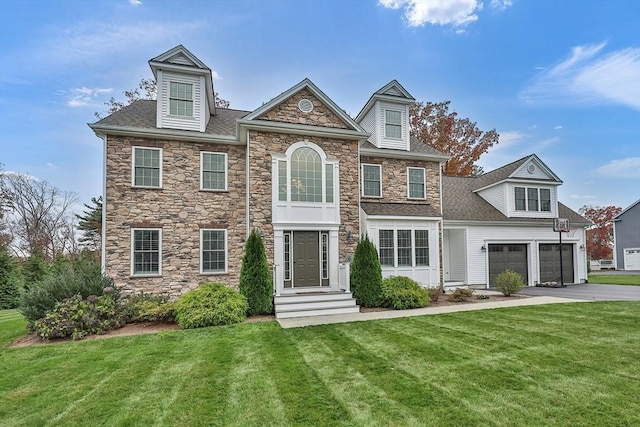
[407,167,425,199]
[527,188,539,211]
[384,109,402,139]
[515,187,552,212]
[131,229,161,275]
[133,147,161,188]
[201,152,227,191]
[515,187,526,211]
[362,164,382,197]
[169,82,193,117]
[201,229,226,274]
[540,189,551,212]
[378,229,430,267]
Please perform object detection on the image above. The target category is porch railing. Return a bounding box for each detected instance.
[339,262,350,293]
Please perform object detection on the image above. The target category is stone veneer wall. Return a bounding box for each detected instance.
[247,131,360,265]
[105,136,246,296]
[360,156,441,210]
[259,88,349,129]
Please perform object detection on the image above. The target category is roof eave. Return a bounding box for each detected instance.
[88,123,241,145]
[236,119,370,143]
[360,147,449,162]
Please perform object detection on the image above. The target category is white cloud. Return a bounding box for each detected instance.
[570,194,595,200]
[520,42,640,109]
[496,130,527,150]
[46,163,56,168]
[490,0,513,10]
[65,87,113,107]
[553,125,563,130]
[594,157,640,178]
[379,0,481,27]
[129,0,142,5]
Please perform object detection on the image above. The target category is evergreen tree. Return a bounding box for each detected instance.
[0,248,22,309]
[239,229,273,315]
[76,196,102,254]
[350,235,383,307]
[23,250,49,289]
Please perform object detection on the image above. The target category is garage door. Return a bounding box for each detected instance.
[489,244,528,286]
[539,244,574,284]
[624,248,640,270]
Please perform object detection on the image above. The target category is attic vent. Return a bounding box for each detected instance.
[527,164,536,174]
[298,99,314,113]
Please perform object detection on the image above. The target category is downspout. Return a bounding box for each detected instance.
[100,134,107,274]
[246,129,250,238]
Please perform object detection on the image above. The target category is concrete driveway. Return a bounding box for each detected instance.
[517,284,640,301]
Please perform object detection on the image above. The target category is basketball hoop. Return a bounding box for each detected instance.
[553,218,570,232]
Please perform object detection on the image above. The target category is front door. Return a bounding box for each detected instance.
[293,231,320,287]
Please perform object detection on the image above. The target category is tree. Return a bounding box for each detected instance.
[95,78,230,119]
[579,205,622,260]
[0,172,77,260]
[0,248,22,309]
[76,196,102,255]
[410,101,499,176]
[350,235,383,307]
[239,229,273,315]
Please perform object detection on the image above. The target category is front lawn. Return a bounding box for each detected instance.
[589,274,640,285]
[2,302,639,426]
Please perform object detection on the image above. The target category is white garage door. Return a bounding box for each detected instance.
[624,248,640,271]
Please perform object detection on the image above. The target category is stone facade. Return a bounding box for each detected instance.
[248,130,360,264]
[104,136,246,296]
[259,88,350,129]
[360,155,441,210]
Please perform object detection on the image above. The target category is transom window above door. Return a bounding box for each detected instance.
[276,142,337,204]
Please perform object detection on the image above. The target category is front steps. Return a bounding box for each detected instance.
[274,292,360,319]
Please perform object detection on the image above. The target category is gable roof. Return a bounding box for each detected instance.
[614,199,640,220]
[443,175,589,226]
[471,154,562,192]
[355,79,415,123]
[243,78,364,132]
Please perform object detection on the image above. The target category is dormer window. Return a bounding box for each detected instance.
[384,109,402,139]
[169,82,193,116]
[515,187,552,212]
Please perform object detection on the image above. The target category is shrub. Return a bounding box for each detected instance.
[22,252,49,289]
[0,249,22,309]
[427,287,442,302]
[174,283,247,329]
[124,293,175,323]
[29,294,127,340]
[381,276,429,310]
[19,259,117,322]
[448,288,474,302]
[494,269,525,296]
[239,229,273,315]
[350,235,383,307]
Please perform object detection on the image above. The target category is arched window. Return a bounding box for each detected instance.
[277,142,336,203]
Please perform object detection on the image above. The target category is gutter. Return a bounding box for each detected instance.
[88,124,242,145]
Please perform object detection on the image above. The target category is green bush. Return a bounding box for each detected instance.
[0,249,22,309]
[427,287,442,302]
[29,294,127,340]
[174,283,247,329]
[124,293,175,323]
[22,252,49,289]
[19,259,117,322]
[448,288,474,302]
[239,229,273,315]
[381,276,429,310]
[350,235,383,307]
[494,269,525,296]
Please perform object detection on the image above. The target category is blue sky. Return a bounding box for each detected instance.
[1,0,639,215]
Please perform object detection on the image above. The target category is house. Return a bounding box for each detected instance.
[442,155,589,287]
[90,45,588,318]
[613,200,640,270]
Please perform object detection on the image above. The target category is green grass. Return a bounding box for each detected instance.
[589,274,640,285]
[2,302,639,426]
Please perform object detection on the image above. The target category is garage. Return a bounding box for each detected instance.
[539,244,574,284]
[488,244,528,286]
[624,248,640,270]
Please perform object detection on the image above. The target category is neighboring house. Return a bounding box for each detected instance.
[613,200,640,270]
[442,155,590,287]
[90,45,588,317]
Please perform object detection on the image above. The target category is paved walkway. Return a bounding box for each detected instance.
[277,294,586,329]
[517,283,640,301]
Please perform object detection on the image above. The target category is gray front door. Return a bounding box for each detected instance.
[293,231,320,287]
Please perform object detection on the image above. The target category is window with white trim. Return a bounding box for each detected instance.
[133,147,161,188]
[515,187,552,212]
[384,109,402,139]
[201,152,227,191]
[201,229,226,273]
[169,82,193,117]
[362,164,382,197]
[276,144,336,203]
[407,167,425,199]
[378,229,430,267]
[131,229,161,275]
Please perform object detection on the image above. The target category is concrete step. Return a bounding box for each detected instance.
[274,292,354,305]
[275,305,361,319]
[275,298,357,312]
